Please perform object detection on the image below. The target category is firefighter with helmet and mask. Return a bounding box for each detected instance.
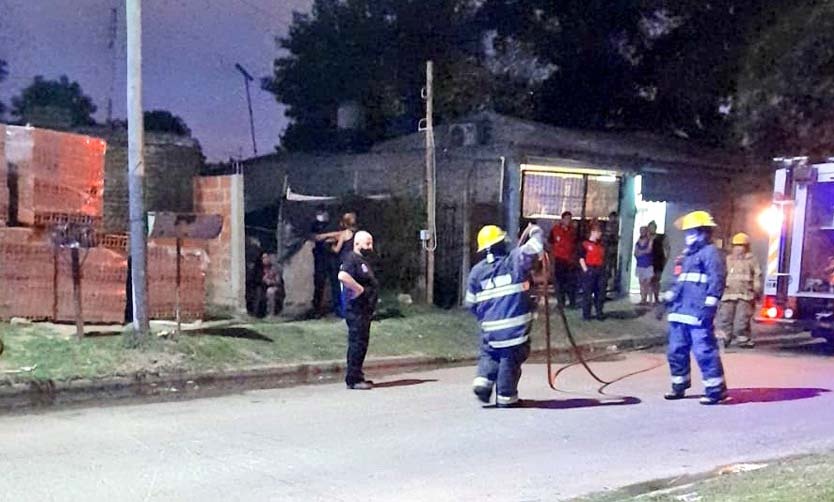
[661,211,729,405]
[466,223,544,408]
[718,232,762,349]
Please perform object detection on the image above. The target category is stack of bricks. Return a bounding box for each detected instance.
[0,228,54,320]
[0,126,122,323]
[55,248,127,324]
[0,125,218,324]
[147,241,206,321]
[4,126,105,226]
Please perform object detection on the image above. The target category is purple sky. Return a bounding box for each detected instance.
[0,0,312,161]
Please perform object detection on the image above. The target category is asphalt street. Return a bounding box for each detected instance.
[3,342,834,501]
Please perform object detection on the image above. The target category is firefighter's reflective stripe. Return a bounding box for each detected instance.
[480,273,513,290]
[481,312,534,332]
[705,296,719,307]
[678,273,708,284]
[464,291,476,305]
[489,334,530,348]
[703,376,725,388]
[472,281,530,303]
[671,374,690,384]
[496,394,519,405]
[472,376,493,388]
[668,313,700,326]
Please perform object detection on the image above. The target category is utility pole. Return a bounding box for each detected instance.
[424,61,435,305]
[126,0,149,340]
[235,63,258,156]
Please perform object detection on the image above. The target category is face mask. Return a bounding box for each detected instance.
[359,248,373,257]
[685,231,700,246]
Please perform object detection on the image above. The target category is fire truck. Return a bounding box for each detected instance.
[758,157,834,342]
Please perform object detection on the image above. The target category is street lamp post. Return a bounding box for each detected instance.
[235,63,258,157]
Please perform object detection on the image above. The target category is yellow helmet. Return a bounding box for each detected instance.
[731,232,750,246]
[477,225,507,252]
[676,210,717,231]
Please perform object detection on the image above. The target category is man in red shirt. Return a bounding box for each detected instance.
[549,211,578,308]
[580,224,606,321]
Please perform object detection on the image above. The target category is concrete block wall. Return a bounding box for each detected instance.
[97,130,201,233]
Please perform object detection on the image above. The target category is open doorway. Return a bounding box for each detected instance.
[629,175,667,295]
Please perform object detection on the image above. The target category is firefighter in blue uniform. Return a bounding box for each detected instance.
[662,211,728,405]
[466,223,544,408]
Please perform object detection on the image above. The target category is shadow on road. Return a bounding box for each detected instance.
[197,327,274,342]
[725,387,831,405]
[600,310,645,321]
[373,379,438,388]
[484,396,641,410]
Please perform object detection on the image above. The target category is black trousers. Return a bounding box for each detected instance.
[553,258,577,307]
[313,255,341,316]
[345,308,372,385]
[582,266,605,320]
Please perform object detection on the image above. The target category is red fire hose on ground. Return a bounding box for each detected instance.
[532,246,664,396]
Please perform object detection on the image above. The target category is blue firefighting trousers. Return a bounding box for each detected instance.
[667,321,726,399]
[475,339,531,405]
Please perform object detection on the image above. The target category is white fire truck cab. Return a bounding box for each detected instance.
[758,157,834,342]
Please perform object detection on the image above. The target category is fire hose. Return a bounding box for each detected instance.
[524,228,664,395]
[536,253,615,389]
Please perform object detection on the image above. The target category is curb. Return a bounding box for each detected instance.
[0,330,807,414]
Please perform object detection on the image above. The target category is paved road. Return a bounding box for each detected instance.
[3,343,834,502]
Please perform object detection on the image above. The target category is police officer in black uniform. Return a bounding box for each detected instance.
[338,230,378,390]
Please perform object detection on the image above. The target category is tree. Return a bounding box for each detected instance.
[143,110,191,136]
[11,75,97,127]
[266,0,544,152]
[478,0,788,145]
[734,1,834,158]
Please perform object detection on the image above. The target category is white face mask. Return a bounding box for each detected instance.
[685,232,699,246]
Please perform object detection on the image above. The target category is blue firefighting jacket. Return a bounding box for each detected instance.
[465,229,543,348]
[667,240,726,327]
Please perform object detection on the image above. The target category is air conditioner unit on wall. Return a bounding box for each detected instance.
[449,123,478,147]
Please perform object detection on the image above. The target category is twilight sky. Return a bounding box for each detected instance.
[0,0,313,161]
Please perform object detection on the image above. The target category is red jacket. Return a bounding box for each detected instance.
[549,224,577,262]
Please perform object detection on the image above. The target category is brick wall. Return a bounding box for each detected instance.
[194,175,241,308]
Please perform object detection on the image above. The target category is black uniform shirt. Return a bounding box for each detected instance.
[340,251,379,313]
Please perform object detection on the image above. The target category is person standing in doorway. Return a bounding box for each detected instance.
[580,224,606,320]
[338,231,379,390]
[648,220,670,304]
[634,226,654,305]
[549,211,578,308]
